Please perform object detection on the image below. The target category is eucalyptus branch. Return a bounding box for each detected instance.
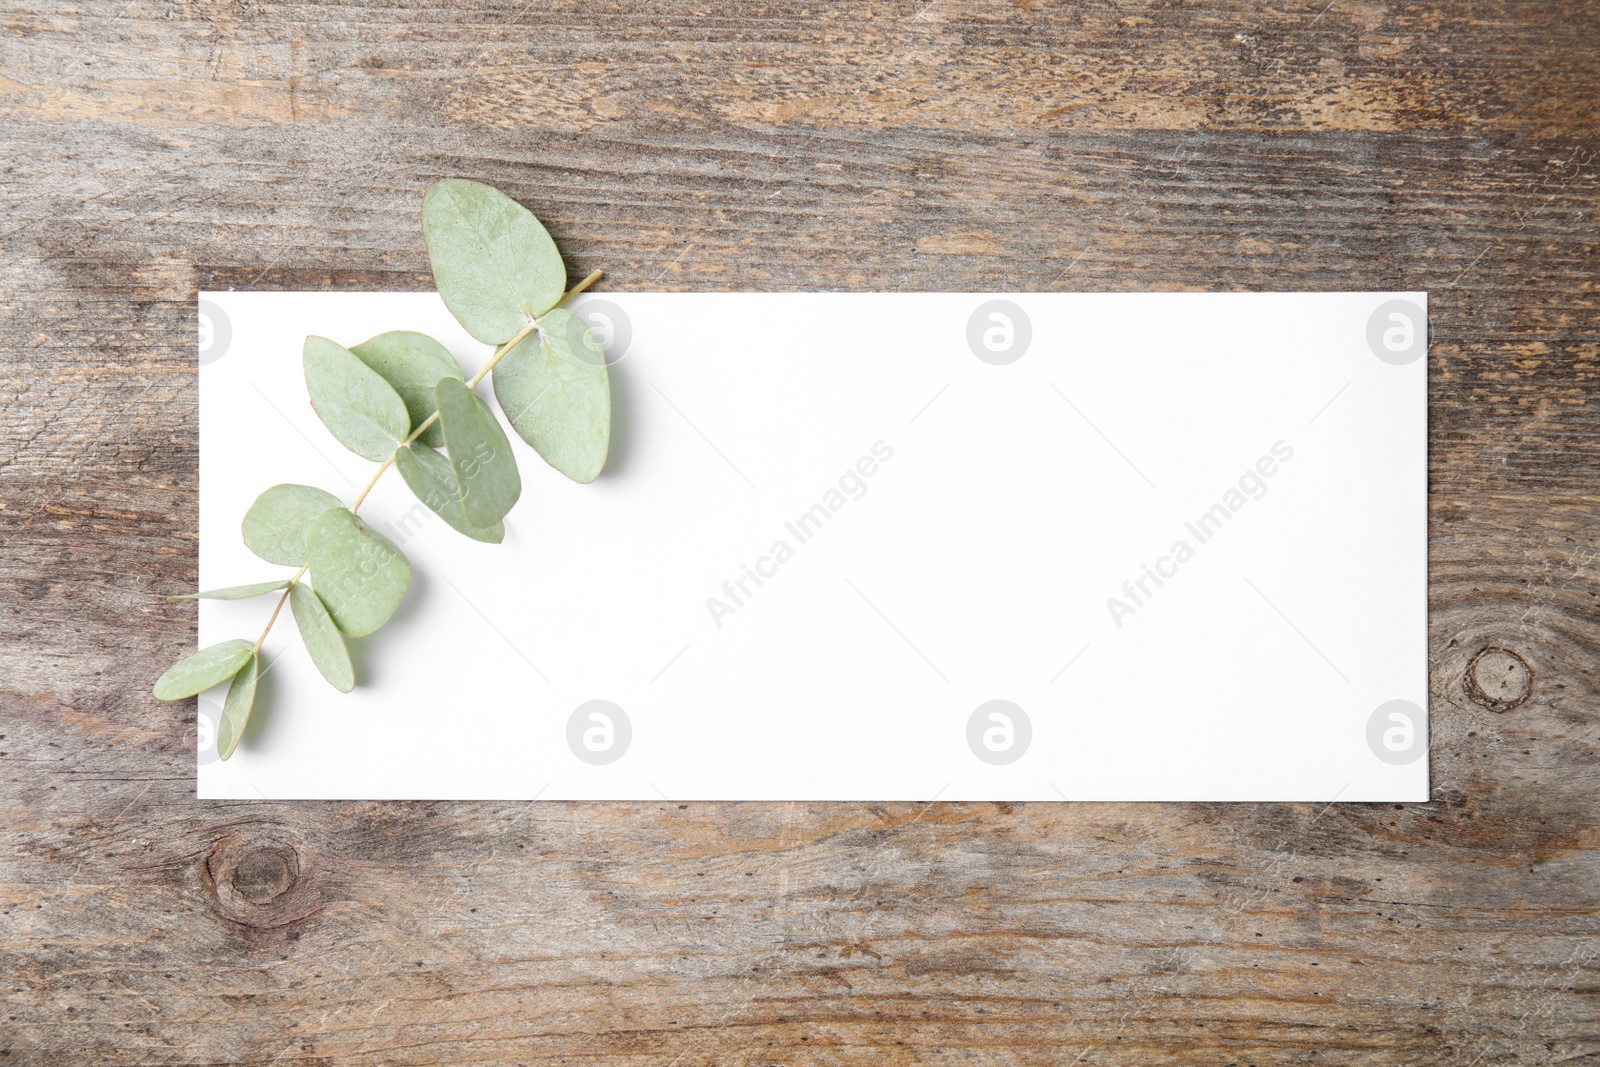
[156,183,615,761]
[248,268,605,658]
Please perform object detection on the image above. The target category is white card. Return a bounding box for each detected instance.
[196,291,1428,801]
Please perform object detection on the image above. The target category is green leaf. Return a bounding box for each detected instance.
[242,484,345,566]
[394,442,505,543]
[493,307,611,483]
[289,583,354,693]
[434,377,522,527]
[422,179,567,344]
[303,335,411,462]
[349,330,463,448]
[152,639,254,700]
[216,654,258,761]
[170,580,289,601]
[306,508,411,637]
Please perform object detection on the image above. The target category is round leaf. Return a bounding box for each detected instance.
[422,179,567,344]
[349,330,463,448]
[394,443,505,544]
[304,335,411,462]
[435,377,521,528]
[153,639,253,701]
[492,308,611,483]
[170,580,289,601]
[289,583,354,693]
[242,484,345,566]
[216,654,258,761]
[306,508,411,637]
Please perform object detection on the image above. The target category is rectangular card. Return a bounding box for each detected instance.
[196,291,1428,801]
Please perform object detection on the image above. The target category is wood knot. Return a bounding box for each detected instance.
[232,843,299,903]
[203,834,321,931]
[1464,646,1532,712]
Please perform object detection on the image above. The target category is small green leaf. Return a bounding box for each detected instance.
[306,508,411,637]
[434,377,521,527]
[394,442,505,543]
[493,307,611,483]
[242,484,345,566]
[349,331,464,448]
[290,583,354,693]
[153,639,254,700]
[304,335,411,462]
[422,179,567,344]
[216,654,258,761]
[170,580,289,602]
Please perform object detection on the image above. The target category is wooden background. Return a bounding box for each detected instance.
[2,0,1597,1062]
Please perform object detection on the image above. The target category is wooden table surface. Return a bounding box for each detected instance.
[3,1,1597,1063]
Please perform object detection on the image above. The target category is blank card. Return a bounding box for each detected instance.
[195,291,1427,801]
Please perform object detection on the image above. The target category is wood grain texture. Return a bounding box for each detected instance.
[2,1,1597,1063]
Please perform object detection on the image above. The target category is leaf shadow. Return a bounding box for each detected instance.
[598,356,635,479]
[240,657,281,750]
[346,563,432,687]
[345,637,373,690]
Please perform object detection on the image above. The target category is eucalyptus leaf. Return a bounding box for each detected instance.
[492,307,611,483]
[216,654,258,761]
[394,442,505,543]
[304,335,411,461]
[152,639,253,700]
[242,484,345,566]
[170,580,289,602]
[422,179,566,344]
[349,330,463,448]
[434,377,521,527]
[290,583,354,693]
[306,508,411,637]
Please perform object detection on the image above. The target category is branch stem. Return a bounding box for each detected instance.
[247,268,604,654]
[252,568,305,653]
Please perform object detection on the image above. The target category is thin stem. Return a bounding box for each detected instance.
[463,321,537,392]
[558,267,604,307]
[252,567,305,653]
[348,455,398,515]
[248,268,605,654]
